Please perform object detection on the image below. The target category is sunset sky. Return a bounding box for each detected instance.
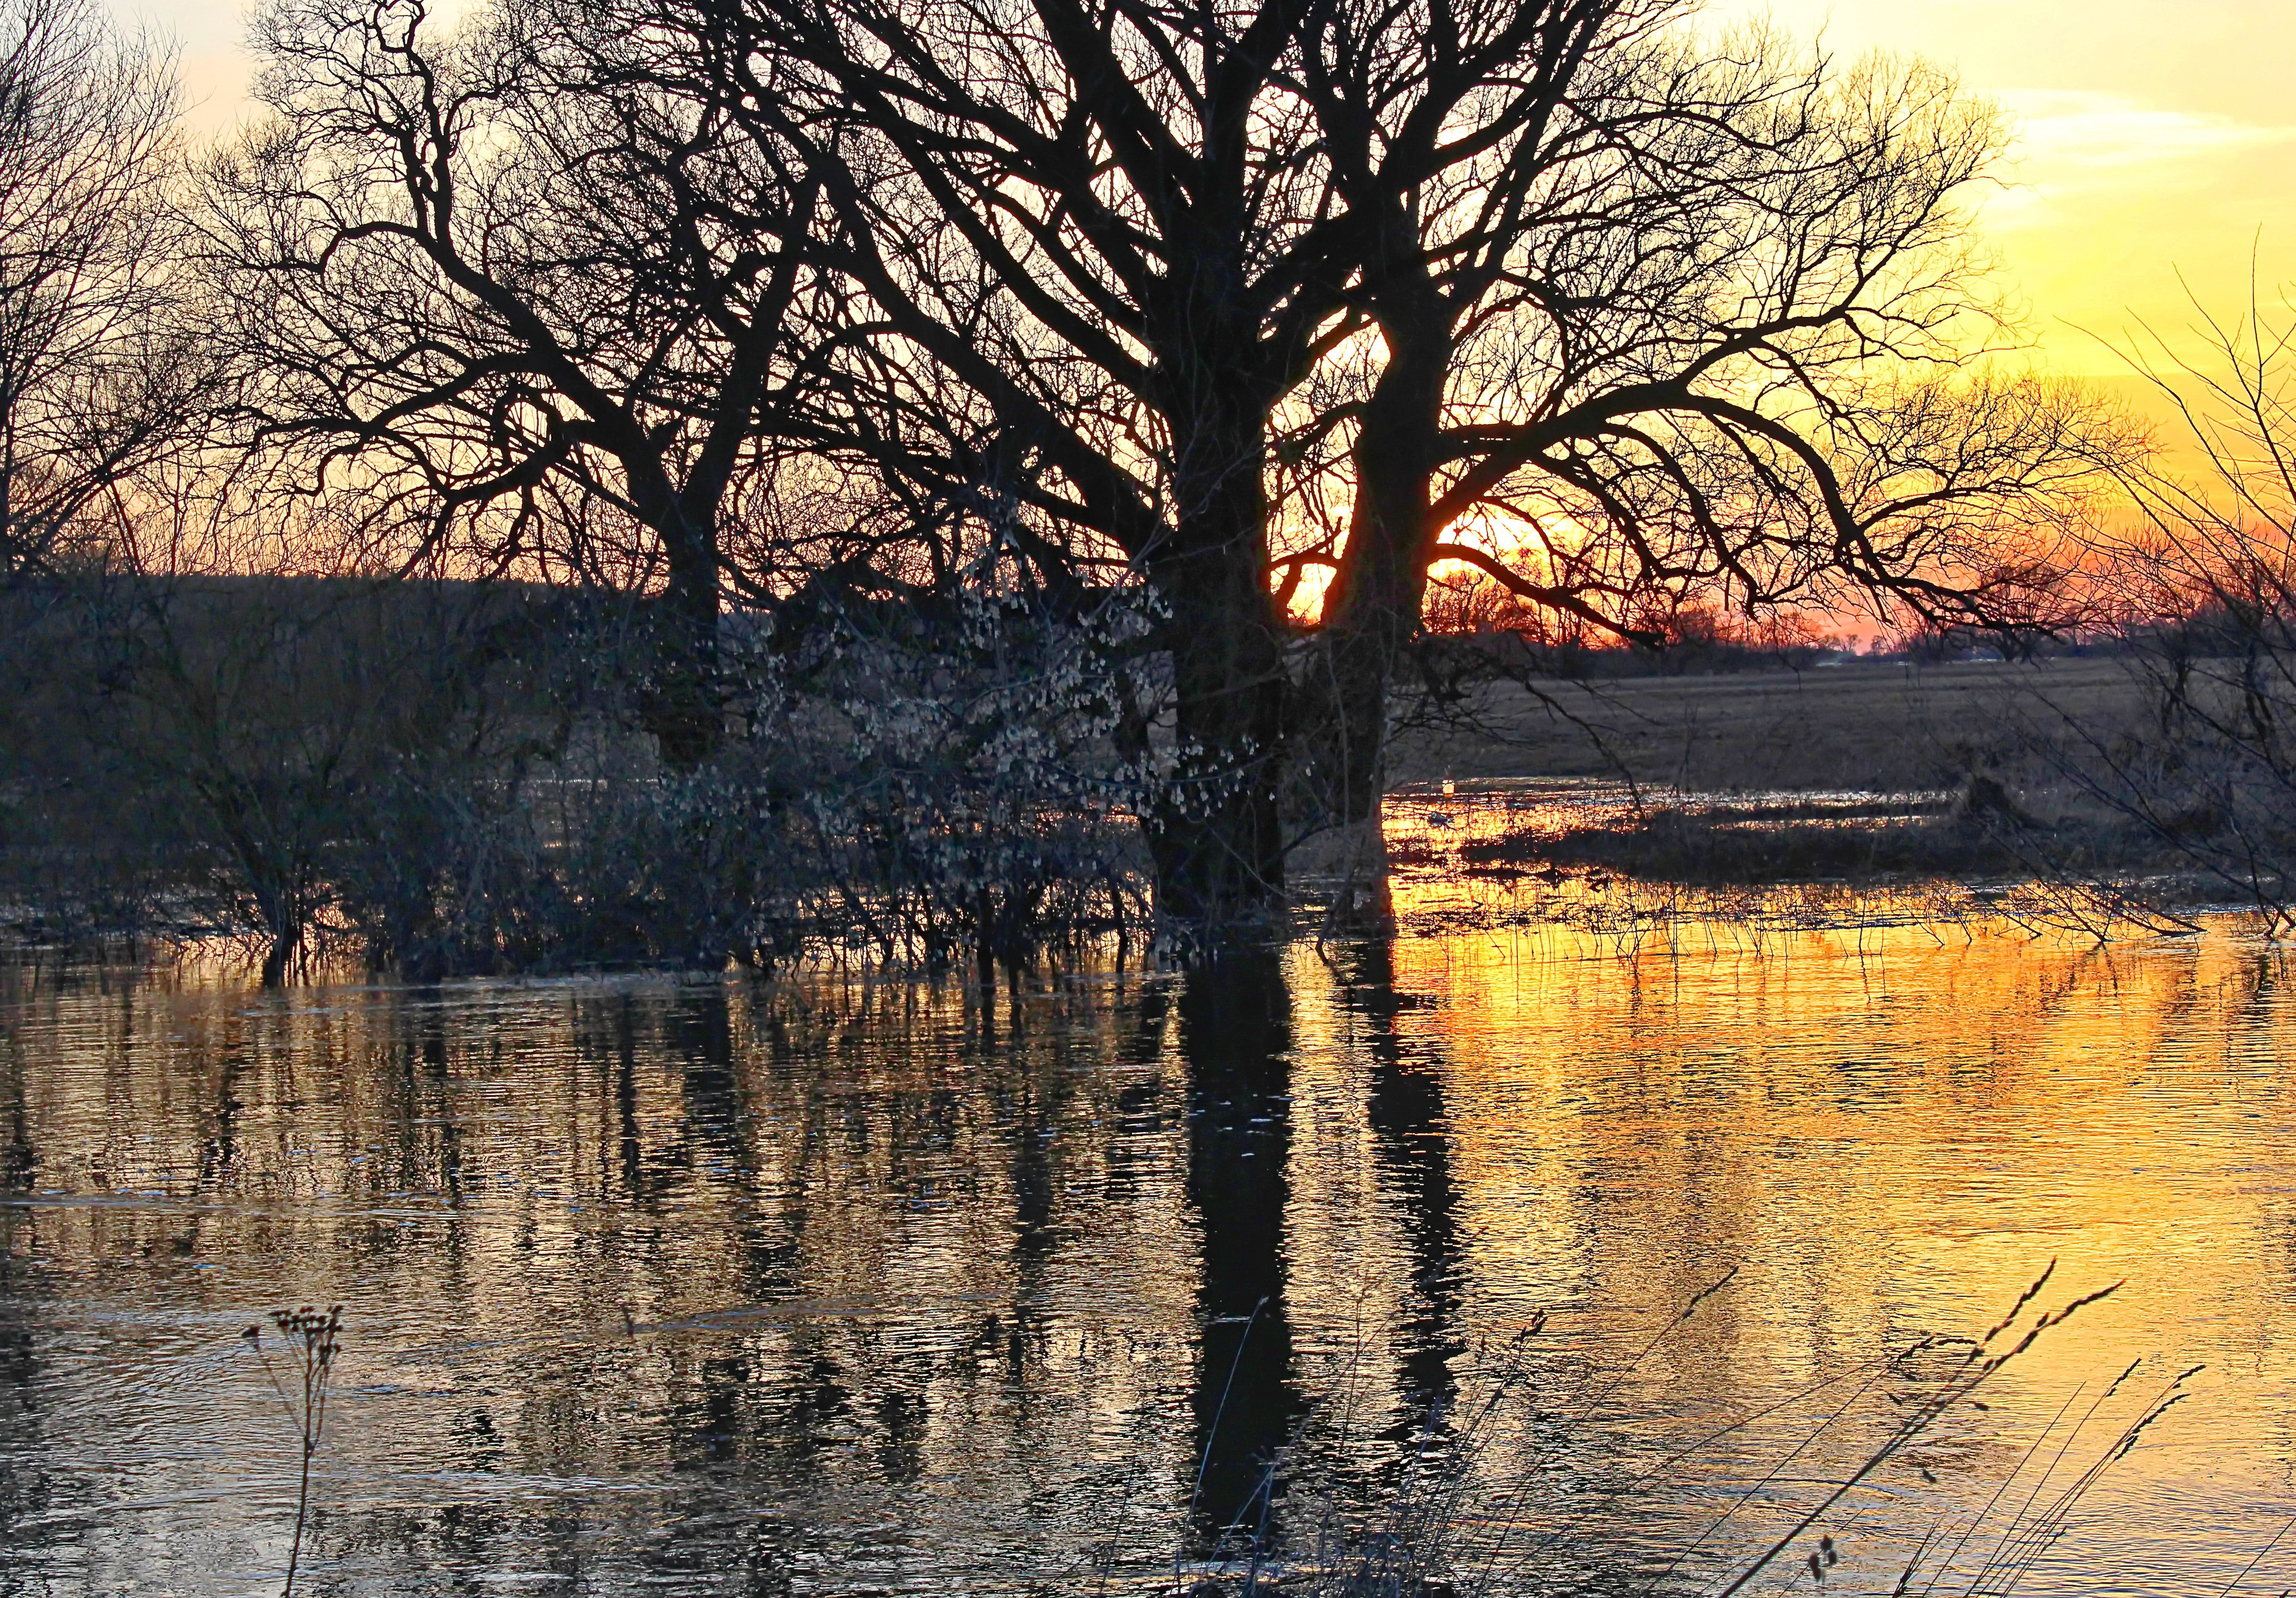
[117,0,2295,375]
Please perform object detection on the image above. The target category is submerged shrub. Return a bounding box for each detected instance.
[772,565,1162,973]
[192,563,1172,979]
[4,543,1300,977]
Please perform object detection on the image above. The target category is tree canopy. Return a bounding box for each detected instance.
[194,0,2125,937]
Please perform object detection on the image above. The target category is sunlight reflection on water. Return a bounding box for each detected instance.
[2,807,2294,1594]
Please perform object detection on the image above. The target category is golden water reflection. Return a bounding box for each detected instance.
[1,897,2293,1594]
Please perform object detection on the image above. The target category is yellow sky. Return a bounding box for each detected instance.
[1710,0,2296,374]
[120,0,2294,374]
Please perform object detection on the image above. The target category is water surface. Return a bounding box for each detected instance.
[3,872,2294,1595]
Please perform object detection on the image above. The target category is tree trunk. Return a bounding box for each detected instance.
[1147,413,1289,946]
[1290,309,1447,924]
[643,513,723,768]
[260,928,298,987]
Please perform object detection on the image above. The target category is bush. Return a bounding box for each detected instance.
[0,563,1165,980]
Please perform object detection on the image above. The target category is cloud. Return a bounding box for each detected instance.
[1973,91,2296,235]
[1998,89,2296,171]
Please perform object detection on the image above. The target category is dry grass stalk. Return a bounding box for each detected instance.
[1173,1264,2174,1598]
[242,1304,344,1597]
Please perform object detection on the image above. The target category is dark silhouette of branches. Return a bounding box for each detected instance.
[204,0,836,761]
[0,0,202,579]
[1292,1,2130,855]
[637,0,1373,932]
[189,0,2127,943]
[2034,278,2296,928]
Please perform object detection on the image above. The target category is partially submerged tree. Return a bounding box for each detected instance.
[643,0,2114,939]
[1288,6,2119,874]
[653,0,1364,934]
[200,0,2121,951]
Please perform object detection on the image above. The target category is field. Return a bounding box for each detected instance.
[1373,656,2193,893]
[1385,656,2151,796]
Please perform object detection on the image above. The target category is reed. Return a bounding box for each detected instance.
[1175,1265,2190,1598]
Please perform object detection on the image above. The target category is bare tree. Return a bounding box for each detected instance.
[1289,5,2122,875]
[198,0,2114,945]
[632,0,2117,940]
[0,0,199,578]
[639,0,1369,936]
[2045,282,2296,928]
[204,0,832,763]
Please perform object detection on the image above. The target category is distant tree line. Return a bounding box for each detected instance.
[11,0,2289,969]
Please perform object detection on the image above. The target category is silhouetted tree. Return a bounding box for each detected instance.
[205,0,834,763]
[651,0,1362,934]
[637,0,2113,938]
[1289,2,2121,878]
[202,0,2125,946]
[0,0,201,578]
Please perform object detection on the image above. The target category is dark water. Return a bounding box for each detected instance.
[4,899,2296,1595]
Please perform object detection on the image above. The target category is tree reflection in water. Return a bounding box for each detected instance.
[1181,949,1304,1542]
[1345,940,1466,1450]
[0,926,2295,1592]
[1178,939,1475,1563]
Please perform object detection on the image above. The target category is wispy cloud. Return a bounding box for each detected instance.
[1998,89,2296,171]
[1975,91,2296,234]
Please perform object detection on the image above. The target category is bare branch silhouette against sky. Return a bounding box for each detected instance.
[113,0,2296,372]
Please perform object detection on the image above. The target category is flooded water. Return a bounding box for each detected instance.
[4,817,2296,1594]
